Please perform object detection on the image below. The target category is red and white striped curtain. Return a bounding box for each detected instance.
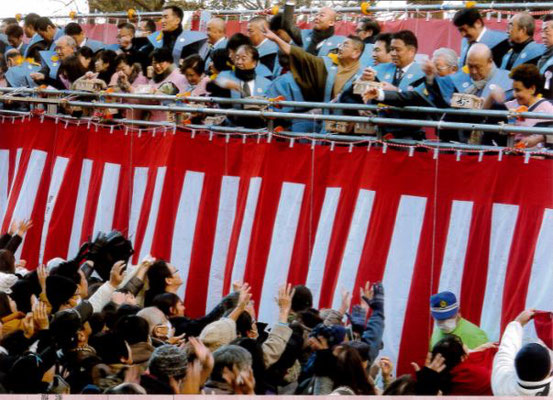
[0,118,552,374]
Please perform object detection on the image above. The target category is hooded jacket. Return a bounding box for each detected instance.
[492,321,553,396]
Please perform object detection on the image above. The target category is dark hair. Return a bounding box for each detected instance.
[543,14,553,23]
[291,285,312,313]
[114,53,132,68]
[236,311,254,337]
[180,54,204,75]
[211,48,231,73]
[0,250,15,274]
[453,8,483,28]
[432,334,466,371]
[117,22,136,35]
[269,14,283,32]
[430,334,467,393]
[152,292,180,316]
[374,32,392,52]
[333,345,376,395]
[94,49,117,83]
[510,64,544,94]
[26,40,47,62]
[342,340,372,363]
[163,5,184,24]
[151,48,174,64]
[24,13,40,28]
[391,30,418,50]
[383,374,417,395]
[227,33,252,52]
[359,17,381,36]
[0,292,13,318]
[64,22,83,36]
[141,19,157,34]
[115,315,150,345]
[346,35,365,55]
[94,332,129,364]
[35,17,55,32]
[88,312,105,335]
[6,24,23,39]
[2,18,18,26]
[145,260,172,306]
[10,279,33,314]
[236,44,259,62]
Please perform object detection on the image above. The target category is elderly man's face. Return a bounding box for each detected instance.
[338,38,360,61]
[55,40,75,60]
[162,8,181,32]
[313,8,335,31]
[433,56,457,77]
[247,22,265,47]
[467,53,493,81]
[542,21,553,47]
[390,38,415,68]
[207,19,224,44]
[117,28,134,49]
[234,47,256,70]
[508,17,527,43]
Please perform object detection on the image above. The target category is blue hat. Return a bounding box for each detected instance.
[430,291,459,320]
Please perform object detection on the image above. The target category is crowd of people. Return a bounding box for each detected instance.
[1,5,553,147]
[0,219,550,395]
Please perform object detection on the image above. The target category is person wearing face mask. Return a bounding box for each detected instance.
[430,291,488,351]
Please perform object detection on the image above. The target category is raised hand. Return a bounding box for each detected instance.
[276,283,295,322]
[109,260,126,288]
[411,352,446,373]
[17,219,33,236]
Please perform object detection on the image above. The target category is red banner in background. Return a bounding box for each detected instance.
[0,118,551,375]
[83,17,543,57]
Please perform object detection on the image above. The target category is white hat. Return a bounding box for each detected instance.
[0,272,18,294]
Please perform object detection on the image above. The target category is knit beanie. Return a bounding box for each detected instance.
[515,343,551,382]
[199,317,237,352]
[148,344,188,379]
[0,272,18,294]
[46,275,77,311]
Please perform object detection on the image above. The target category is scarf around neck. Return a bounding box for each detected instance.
[306,26,335,55]
[333,60,360,98]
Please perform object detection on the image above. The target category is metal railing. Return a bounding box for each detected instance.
[6,2,553,20]
[2,94,553,139]
[3,87,553,123]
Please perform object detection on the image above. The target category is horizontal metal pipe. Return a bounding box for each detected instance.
[3,87,553,121]
[10,2,553,19]
[3,96,552,136]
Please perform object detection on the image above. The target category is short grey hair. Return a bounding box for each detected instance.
[514,12,535,37]
[56,35,77,49]
[211,345,252,382]
[432,47,458,68]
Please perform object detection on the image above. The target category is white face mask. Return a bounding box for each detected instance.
[437,318,457,333]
